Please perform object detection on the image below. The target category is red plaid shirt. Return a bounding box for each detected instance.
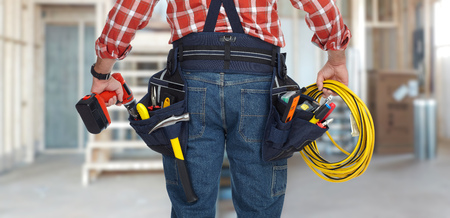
[96,0,351,60]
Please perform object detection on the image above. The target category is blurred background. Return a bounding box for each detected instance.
[1,0,449,217]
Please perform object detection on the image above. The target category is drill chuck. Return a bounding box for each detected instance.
[125,99,139,119]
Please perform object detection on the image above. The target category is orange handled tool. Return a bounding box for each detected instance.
[281,91,300,123]
[75,73,138,134]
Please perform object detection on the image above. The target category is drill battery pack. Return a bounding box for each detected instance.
[75,93,111,134]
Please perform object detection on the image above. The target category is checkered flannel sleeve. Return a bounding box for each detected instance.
[290,0,351,51]
[95,0,159,60]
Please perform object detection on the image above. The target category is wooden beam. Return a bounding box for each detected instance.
[0,0,4,173]
[432,0,447,140]
[366,22,398,28]
[78,21,85,151]
[393,0,399,24]
[406,0,415,69]
[35,4,46,152]
[351,0,367,102]
[292,4,300,82]
[397,0,404,69]
[0,36,27,44]
[424,0,432,96]
[13,0,22,164]
[373,0,378,23]
[96,1,106,38]
[23,0,36,164]
[366,0,399,28]
[41,5,96,24]
[33,0,98,4]
[4,0,14,170]
[434,45,445,141]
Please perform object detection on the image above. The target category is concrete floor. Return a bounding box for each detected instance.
[1,144,450,218]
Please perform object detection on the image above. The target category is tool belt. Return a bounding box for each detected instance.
[128,31,281,157]
[129,0,328,162]
[129,33,327,163]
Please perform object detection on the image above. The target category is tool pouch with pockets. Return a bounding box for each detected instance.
[128,48,189,157]
[262,59,329,162]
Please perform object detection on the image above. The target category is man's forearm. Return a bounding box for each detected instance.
[93,57,116,75]
[327,50,346,66]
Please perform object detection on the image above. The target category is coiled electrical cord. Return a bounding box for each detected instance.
[300,80,375,183]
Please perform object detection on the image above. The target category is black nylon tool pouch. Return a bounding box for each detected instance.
[129,48,188,156]
[262,56,329,162]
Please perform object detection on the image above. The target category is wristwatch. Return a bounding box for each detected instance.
[91,64,111,80]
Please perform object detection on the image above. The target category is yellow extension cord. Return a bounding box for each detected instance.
[300,80,375,183]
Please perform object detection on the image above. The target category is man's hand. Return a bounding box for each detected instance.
[316,50,349,98]
[90,57,122,107]
[91,77,123,107]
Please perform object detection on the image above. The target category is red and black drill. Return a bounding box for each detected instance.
[75,73,138,134]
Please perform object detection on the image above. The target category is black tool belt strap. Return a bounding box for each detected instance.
[179,45,275,66]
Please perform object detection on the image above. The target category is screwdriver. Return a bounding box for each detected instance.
[319,102,336,122]
[309,103,331,124]
[136,103,150,120]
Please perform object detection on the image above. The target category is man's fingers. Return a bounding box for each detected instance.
[91,78,108,94]
[116,88,124,104]
[322,88,330,98]
[322,88,338,98]
[316,73,324,91]
[106,96,117,107]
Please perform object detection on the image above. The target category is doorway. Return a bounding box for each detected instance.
[43,5,96,150]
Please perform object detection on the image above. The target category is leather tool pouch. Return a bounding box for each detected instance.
[262,53,329,162]
[129,48,189,157]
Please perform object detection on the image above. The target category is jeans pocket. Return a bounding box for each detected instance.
[187,87,206,139]
[271,164,287,197]
[239,89,270,142]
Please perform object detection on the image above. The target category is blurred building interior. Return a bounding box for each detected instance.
[1,0,450,217]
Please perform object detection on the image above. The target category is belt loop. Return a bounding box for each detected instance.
[271,46,277,67]
[178,42,184,62]
[224,39,231,69]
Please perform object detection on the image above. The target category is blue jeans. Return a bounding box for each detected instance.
[162,71,288,217]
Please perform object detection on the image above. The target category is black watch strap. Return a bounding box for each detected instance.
[91,64,111,80]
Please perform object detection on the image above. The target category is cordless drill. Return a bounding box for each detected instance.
[75,73,138,134]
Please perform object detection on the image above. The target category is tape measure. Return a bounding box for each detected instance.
[300,80,375,183]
